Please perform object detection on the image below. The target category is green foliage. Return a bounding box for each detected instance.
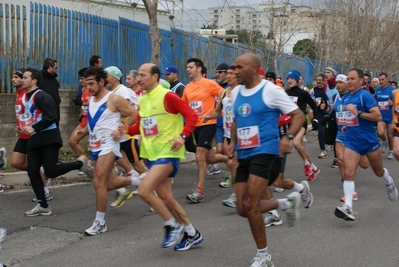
[237,29,263,47]
[293,38,317,59]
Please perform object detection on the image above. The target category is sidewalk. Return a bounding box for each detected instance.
[0,152,196,188]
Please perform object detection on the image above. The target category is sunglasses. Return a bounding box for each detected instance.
[216,70,226,74]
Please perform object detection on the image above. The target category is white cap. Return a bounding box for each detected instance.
[336,74,348,83]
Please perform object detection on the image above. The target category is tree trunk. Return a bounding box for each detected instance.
[143,0,161,65]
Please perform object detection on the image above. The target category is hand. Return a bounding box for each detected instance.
[388,99,393,106]
[15,126,22,134]
[226,143,236,159]
[346,104,358,115]
[20,126,34,135]
[112,129,121,141]
[118,121,129,135]
[279,136,291,155]
[169,136,185,152]
[202,114,211,123]
[341,126,346,134]
[320,102,326,110]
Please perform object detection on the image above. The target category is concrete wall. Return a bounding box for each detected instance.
[0,90,83,163]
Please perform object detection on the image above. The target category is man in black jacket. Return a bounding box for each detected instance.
[41,58,61,126]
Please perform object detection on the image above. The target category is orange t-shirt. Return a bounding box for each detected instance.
[182,78,223,127]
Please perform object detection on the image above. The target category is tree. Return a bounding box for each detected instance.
[142,0,161,64]
[237,29,263,47]
[293,39,317,59]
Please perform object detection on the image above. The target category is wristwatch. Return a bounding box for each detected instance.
[358,111,363,117]
[180,134,187,140]
[282,133,294,140]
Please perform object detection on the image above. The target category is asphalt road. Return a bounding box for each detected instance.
[1,131,399,267]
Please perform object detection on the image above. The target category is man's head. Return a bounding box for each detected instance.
[12,68,25,88]
[216,63,229,83]
[378,73,389,88]
[233,53,261,86]
[78,67,88,87]
[371,78,379,88]
[89,55,103,68]
[202,66,207,78]
[226,65,237,86]
[325,66,338,80]
[315,74,325,88]
[22,68,42,91]
[187,58,204,81]
[391,80,398,88]
[364,73,370,84]
[104,66,123,89]
[126,70,139,89]
[287,69,301,88]
[265,71,276,83]
[137,63,161,91]
[43,58,58,75]
[299,76,304,87]
[335,74,348,93]
[83,67,108,97]
[347,68,364,92]
[164,65,179,83]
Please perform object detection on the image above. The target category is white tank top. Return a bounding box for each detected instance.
[222,93,233,138]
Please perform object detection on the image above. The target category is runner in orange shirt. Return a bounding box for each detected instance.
[182,58,228,203]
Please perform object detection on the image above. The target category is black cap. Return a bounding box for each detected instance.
[216,63,229,71]
[266,71,276,80]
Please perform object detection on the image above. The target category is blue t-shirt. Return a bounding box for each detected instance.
[374,85,394,122]
[342,89,378,146]
[333,92,349,143]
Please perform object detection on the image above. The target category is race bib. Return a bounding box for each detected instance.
[336,111,349,125]
[225,115,233,130]
[327,100,334,111]
[315,97,322,106]
[189,101,203,114]
[141,117,159,137]
[18,111,34,127]
[378,101,389,110]
[345,111,359,127]
[88,133,101,150]
[237,126,260,149]
[289,96,298,104]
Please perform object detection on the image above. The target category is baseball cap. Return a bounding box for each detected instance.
[216,63,229,72]
[164,65,178,75]
[266,71,276,80]
[104,66,123,80]
[258,67,265,76]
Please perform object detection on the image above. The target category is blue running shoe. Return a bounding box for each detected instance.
[162,224,184,248]
[174,230,203,251]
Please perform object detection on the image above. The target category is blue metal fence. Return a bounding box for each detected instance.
[0,1,346,92]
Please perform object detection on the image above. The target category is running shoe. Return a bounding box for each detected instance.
[381,140,388,153]
[0,147,6,170]
[318,150,327,159]
[110,189,133,208]
[162,224,184,248]
[25,204,52,217]
[77,155,93,178]
[340,192,358,202]
[307,167,320,182]
[222,193,236,208]
[186,189,204,203]
[304,164,312,176]
[274,187,284,193]
[331,158,339,168]
[207,164,220,175]
[264,212,283,227]
[281,192,300,227]
[300,181,313,208]
[334,204,355,221]
[388,151,394,160]
[174,230,203,251]
[85,220,108,236]
[386,179,398,201]
[32,191,53,202]
[249,253,274,267]
[302,135,307,143]
[219,174,233,188]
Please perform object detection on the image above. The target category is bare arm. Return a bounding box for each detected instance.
[110,94,137,125]
[203,94,223,122]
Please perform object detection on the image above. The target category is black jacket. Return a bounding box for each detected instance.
[40,69,61,107]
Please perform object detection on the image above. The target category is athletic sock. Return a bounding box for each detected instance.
[381,168,393,185]
[257,247,268,256]
[163,218,176,227]
[277,198,290,210]
[304,160,310,166]
[95,211,105,225]
[184,223,196,236]
[343,181,355,208]
[293,182,304,192]
[116,187,126,194]
[127,169,139,177]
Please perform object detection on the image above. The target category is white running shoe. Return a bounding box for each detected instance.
[85,220,108,236]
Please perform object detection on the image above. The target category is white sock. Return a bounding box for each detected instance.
[127,169,139,177]
[257,247,268,256]
[116,187,126,194]
[269,209,279,217]
[184,223,196,236]
[163,218,176,227]
[381,168,392,185]
[277,198,290,210]
[311,163,317,170]
[95,211,105,225]
[304,160,310,166]
[131,177,142,187]
[343,181,355,208]
[293,182,304,192]
[44,187,50,194]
